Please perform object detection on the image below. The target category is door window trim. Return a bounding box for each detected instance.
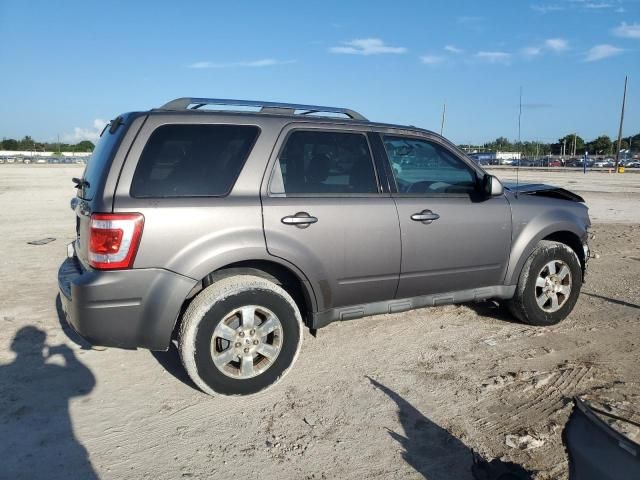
[375,131,483,198]
[267,127,384,198]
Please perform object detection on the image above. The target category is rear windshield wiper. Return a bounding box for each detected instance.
[72,177,90,189]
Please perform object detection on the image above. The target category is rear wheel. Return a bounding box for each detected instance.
[507,240,582,326]
[179,275,303,396]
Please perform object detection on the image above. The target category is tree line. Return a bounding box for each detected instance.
[1,136,95,153]
[462,132,640,157]
[3,132,639,158]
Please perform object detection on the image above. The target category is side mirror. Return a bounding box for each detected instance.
[483,174,504,197]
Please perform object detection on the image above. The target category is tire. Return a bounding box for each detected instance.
[179,275,303,396]
[506,240,582,326]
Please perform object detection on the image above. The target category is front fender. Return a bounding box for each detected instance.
[505,200,589,285]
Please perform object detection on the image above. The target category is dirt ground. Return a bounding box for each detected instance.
[1,165,639,480]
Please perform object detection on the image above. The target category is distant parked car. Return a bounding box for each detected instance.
[626,161,640,168]
[594,160,615,168]
[565,158,583,168]
[548,159,562,167]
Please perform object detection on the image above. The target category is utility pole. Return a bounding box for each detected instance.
[562,139,566,158]
[615,75,628,170]
[440,102,446,136]
[572,133,577,156]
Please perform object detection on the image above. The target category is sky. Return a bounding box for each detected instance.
[0,0,639,145]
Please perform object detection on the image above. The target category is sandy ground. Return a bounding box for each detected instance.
[1,165,639,480]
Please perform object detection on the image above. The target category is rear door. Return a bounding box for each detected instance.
[261,124,401,312]
[377,132,512,299]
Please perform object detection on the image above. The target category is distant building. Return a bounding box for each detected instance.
[495,151,522,164]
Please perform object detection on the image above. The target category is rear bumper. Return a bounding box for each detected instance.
[58,255,196,350]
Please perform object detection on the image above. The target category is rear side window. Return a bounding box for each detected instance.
[270,130,378,195]
[131,124,259,197]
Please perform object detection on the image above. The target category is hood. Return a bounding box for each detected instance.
[503,182,585,203]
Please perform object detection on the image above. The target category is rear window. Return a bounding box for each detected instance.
[79,120,127,200]
[130,124,260,198]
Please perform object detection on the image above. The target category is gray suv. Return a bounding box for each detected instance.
[58,97,590,396]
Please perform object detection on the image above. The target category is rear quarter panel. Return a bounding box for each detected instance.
[111,113,286,281]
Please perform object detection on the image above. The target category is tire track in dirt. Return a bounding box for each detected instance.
[474,365,595,437]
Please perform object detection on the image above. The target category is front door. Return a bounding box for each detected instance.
[379,133,512,299]
[261,126,401,312]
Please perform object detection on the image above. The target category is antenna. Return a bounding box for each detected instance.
[615,76,628,171]
[516,86,522,198]
[440,102,446,136]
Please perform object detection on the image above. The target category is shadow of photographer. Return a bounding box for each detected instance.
[368,377,533,480]
[0,325,98,479]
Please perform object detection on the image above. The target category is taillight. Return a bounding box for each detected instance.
[88,213,144,270]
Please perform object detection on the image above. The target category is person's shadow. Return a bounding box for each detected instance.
[368,377,533,480]
[0,326,98,479]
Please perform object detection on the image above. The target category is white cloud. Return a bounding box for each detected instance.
[62,119,108,143]
[613,22,640,39]
[531,4,565,14]
[545,38,569,51]
[584,44,624,61]
[420,55,445,65]
[444,45,463,54]
[329,38,407,55]
[522,46,543,56]
[584,2,612,8]
[475,51,511,64]
[520,37,569,58]
[188,59,295,69]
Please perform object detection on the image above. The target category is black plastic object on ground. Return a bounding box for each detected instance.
[27,237,56,245]
[472,453,533,480]
[564,396,640,480]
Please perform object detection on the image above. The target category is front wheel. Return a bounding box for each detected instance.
[506,240,582,326]
[179,275,303,396]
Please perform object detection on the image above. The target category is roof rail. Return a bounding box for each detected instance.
[159,97,368,121]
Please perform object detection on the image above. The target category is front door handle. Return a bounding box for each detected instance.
[282,212,318,228]
[411,210,440,224]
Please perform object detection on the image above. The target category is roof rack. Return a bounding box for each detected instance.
[159,97,368,121]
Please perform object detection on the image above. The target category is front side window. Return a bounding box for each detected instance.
[270,130,378,195]
[383,136,477,195]
[131,124,259,197]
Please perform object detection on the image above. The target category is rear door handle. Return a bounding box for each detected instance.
[411,210,440,224]
[282,212,318,228]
